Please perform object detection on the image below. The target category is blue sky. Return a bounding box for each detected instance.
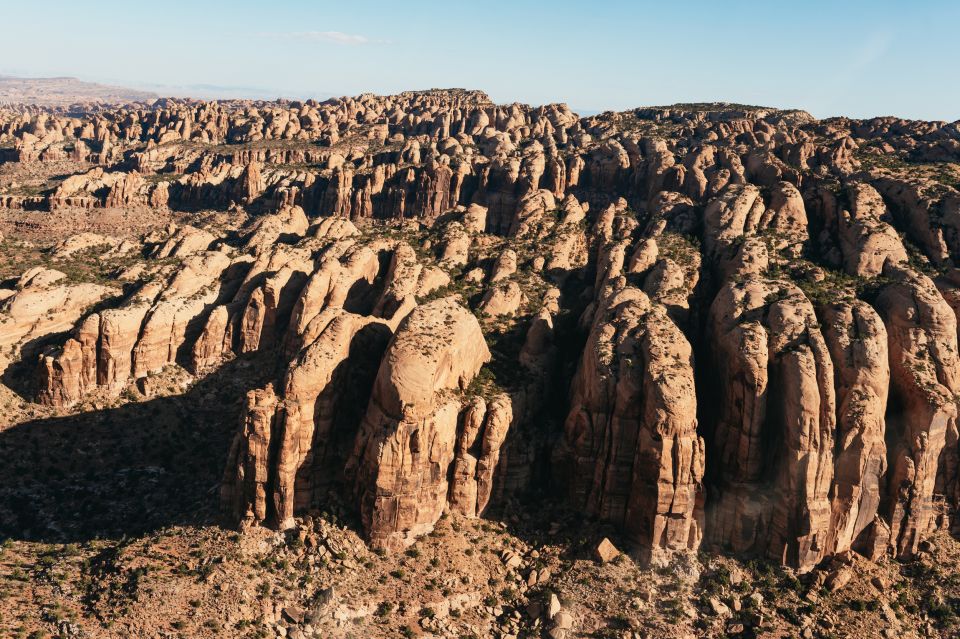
[1,0,957,120]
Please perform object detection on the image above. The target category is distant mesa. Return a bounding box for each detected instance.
[0,75,157,107]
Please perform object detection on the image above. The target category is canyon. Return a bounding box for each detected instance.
[2,89,960,638]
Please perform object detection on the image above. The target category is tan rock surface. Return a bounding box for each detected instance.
[707,276,836,571]
[838,183,909,277]
[821,300,889,556]
[0,268,111,355]
[7,90,960,600]
[559,286,704,560]
[349,297,491,549]
[875,265,960,558]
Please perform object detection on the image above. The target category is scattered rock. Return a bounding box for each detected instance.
[826,567,853,592]
[593,538,620,564]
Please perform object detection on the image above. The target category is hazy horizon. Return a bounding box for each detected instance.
[1,0,958,121]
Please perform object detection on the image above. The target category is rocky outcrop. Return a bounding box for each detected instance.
[837,183,909,277]
[221,283,500,549]
[702,183,767,265]
[558,287,704,561]
[707,273,836,571]
[348,297,491,550]
[221,312,392,527]
[190,244,314,373]
[821,301,889,557]
[447,393,514,518]
[489,249,517,283]
[132,252,235,378]
[873,177,960,267]
[243,205,310,250]
[222,384,280,525]
[37,252,237,406]
[50,233,119,259]
[0,268,112,358]
[10,89,960,573]
[875,265,960,558]
[148,224,215,259]
[480,281,524,317]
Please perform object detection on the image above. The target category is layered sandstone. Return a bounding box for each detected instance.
[559,286,705,561]
[707,272,836,571]
[6,90,960,572]
[349,298,491,550]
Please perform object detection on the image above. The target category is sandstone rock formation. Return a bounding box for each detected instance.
[875,265,960,558]
[0,268,112,360]
[706,274,836,571]
[349,298,491,549]
[558,286,704,561]
[5,89,960,573]
[821,300,889,557]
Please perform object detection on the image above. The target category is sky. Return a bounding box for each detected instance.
[1,0,958,121]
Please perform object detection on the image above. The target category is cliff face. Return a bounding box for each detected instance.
[875,265,960,558]
[558,286,705,562]
[5,90,960,570]
[706,272,837,569]
[348,298,491,550]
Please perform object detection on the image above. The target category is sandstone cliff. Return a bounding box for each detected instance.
[5,91,960,573]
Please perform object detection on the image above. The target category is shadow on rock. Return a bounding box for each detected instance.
[0,351,280,544]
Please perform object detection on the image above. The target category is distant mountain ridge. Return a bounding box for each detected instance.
[0,75,157,106]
